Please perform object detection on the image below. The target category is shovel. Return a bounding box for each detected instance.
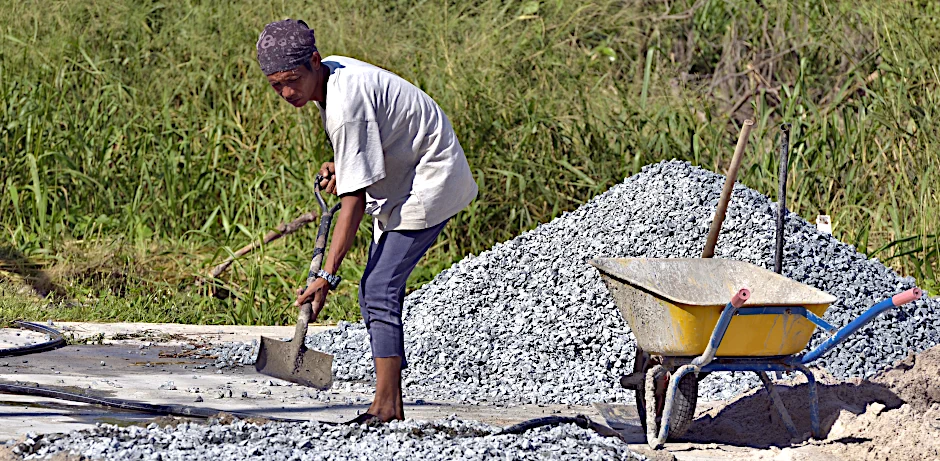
[255,175,341,389]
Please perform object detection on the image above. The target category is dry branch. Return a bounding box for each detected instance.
[205,211,319,280]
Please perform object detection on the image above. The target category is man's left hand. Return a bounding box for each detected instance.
[295,277,331,322]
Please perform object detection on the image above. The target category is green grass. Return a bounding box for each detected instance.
[1,0,938,325]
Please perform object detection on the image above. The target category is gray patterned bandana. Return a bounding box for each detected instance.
[256,19,317,75]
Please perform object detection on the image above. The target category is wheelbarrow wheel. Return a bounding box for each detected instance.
[634,349,698,439]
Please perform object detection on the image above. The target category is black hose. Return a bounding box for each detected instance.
[0,321,67,358]
[0,381,321,424]
[774,123,791,274]
[502,414,624,439]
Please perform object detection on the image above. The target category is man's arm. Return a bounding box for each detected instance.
[324,190,366,275]
[317,161,366,274]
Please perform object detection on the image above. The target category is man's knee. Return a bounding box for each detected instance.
[361,286,403,321]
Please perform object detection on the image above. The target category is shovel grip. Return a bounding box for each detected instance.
[306,176,342,281]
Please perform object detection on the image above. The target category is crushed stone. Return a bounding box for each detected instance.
[10,417,646,461]
[204,160,939,405]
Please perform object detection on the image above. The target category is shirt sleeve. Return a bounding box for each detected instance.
[330,120,386,195]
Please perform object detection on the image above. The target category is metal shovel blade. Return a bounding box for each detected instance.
[255,336,333,390]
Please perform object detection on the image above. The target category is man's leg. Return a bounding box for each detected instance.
[358,220,447,421]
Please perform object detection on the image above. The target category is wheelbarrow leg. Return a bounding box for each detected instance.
[796,365,821,439]
[644,365,669,449]
[756,371,798,439]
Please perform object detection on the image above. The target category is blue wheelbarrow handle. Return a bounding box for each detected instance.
[801,287,924,364]
[690,288,751,368]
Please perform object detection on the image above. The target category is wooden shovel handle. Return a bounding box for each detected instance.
[702,119,754,258]
[292,177,342,346]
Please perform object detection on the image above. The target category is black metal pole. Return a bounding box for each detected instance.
[774,124,791,274]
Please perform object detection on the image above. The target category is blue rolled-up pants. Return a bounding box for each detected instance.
[358,219,448,370]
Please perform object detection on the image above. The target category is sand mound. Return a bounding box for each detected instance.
[824,402,940,460]
[683,374,903,448]
[872,345,940,412]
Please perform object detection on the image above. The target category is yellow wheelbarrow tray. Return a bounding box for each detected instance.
[589,258,836,357]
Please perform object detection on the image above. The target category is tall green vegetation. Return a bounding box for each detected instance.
[1,0,937,325]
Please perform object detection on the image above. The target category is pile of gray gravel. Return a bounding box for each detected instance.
[10,418,645,460]
[209,160,939,403]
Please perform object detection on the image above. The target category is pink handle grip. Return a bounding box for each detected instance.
[892,288,923,307]
[731,288,751,308]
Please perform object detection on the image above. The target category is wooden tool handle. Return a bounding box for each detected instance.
[702,119,754,258]
[292,180,341,346]
[773,124,791,274]
[293,302,314,346]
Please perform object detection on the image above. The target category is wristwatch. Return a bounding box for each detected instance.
[316,270,342,290]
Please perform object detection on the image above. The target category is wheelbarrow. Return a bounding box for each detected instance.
[589,257,924,449]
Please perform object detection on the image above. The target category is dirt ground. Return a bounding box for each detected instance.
[681,346,940,460]
[823,347,940,460]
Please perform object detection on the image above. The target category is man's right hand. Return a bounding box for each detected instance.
[319,162,337,195]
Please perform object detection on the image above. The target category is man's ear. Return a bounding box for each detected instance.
[310,51,322,70]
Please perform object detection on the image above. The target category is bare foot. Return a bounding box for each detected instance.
[365,402,400,422]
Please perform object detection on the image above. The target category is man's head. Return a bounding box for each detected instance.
[256,19,324,107]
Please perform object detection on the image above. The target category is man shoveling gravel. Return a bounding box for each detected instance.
[255,19,477,423]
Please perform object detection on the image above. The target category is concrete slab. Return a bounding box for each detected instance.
[0,342,605,443]
[0,329,49,350]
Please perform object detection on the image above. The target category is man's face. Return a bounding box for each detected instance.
[267,65,316,107]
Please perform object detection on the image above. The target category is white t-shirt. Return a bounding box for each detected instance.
[315,56,478,242]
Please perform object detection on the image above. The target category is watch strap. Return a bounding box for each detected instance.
[316,270,342,290]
